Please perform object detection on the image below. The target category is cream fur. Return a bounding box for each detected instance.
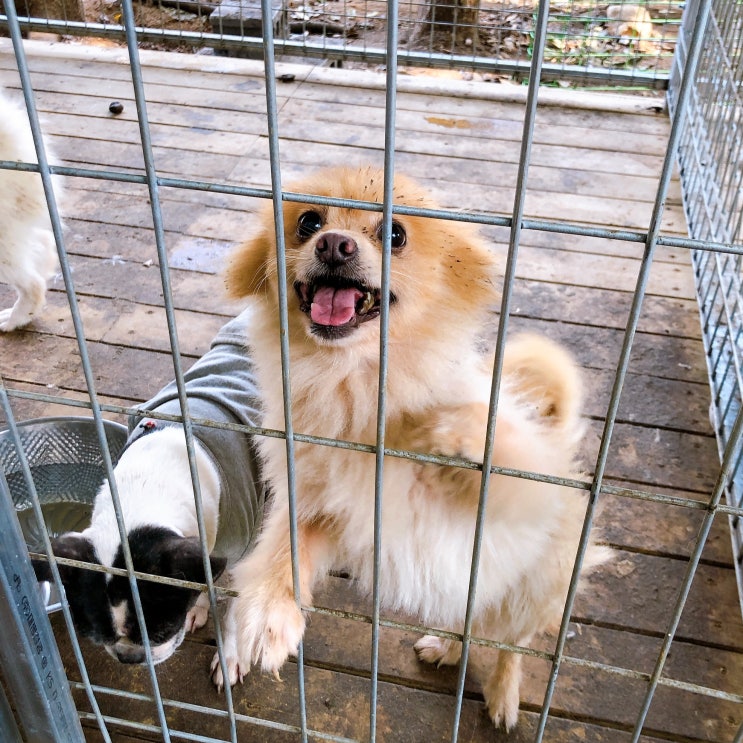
[0,88,58,331]
[213,166,610,730]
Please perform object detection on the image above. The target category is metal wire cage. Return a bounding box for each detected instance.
[3,0,682,87]
[670,0,743,615]
[0,0,742,738]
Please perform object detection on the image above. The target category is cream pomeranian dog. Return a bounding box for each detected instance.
[212,166,611,729]
[0,87,58,332]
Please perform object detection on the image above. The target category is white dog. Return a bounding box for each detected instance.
[0,87,58,332]
[211,167,611,729]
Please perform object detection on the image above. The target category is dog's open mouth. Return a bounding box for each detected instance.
[295,280,393,339]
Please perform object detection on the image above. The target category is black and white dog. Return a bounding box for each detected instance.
[33,309,265,664]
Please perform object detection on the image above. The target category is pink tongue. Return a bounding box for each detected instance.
[311,286,363,326]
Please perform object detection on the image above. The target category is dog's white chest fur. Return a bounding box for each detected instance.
[252,314,573,630]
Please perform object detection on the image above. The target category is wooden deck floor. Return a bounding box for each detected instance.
[1,38,742,743]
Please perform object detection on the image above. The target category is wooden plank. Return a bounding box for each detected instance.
[0,339,720,500]
[43,109,265,161]
[586,420,718,493]
[301,82,672,136]
[23,91,679,205]
[1,269,710,401]
[302,64,671,121]
[0,63,280,121]
[303,576,743,740]
[226,145,687,231]
[48,133,244,181]
[596,485,734,564]
[510,279,701,338]
[225,149,686,232]
[57,201,692,298]
[268,116,671,179]
[51,610,713,743]
[464,228,689,264]
[43,249,699,343]
[0,333,181,403]
[0,41,674,136]
[0,63,684,229]
[35,115,683,232]
[0,105,678,236]
[37,295,227,357]
[64,220,235,269]
[59,178,690,266]
[510,318,708,385]
[0,381,131,429]
[581,552,742,650]
[278,95,674,157]
[58,175,685,263]
[30,253,236,315]
[583,368,712,434]
[0,302,712,440]
[506,246,695,297]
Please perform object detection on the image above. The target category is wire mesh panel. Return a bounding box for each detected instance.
[2,0,682,86]
[670,0,743,616]
[1,0,743,737]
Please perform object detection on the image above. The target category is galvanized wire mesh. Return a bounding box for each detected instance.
[0,0,742,739]
[2,0,682,87]
[670,0,743,615]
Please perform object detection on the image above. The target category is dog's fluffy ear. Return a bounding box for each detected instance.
[224,219,273,300]
[31,532,97,581]
[32,534,115,643]
[160,535,227,584]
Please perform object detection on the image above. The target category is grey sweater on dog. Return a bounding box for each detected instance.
[127,310,264,565]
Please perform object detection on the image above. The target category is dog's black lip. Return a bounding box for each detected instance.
[293,279,396,337]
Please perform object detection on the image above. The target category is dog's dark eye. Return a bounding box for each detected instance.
[297,211,324,240]
[377,220,407,251]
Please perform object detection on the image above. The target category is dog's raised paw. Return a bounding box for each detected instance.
[425,404,490,462]
[249,594,306,674]
[414,635,462,667]
[223,590,306,681]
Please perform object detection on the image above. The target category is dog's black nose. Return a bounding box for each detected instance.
[114,644,146,664]
[315,232,358,267]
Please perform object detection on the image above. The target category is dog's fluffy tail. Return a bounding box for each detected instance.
[502,335,614,573]
[502,333,583,436]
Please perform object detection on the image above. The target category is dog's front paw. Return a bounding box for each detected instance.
[210,650,248,690]
[425,404,490,462]
[0,307,23,333]
[414,635,462,667]
[211,591,305,689]
[186,593,210,633]
[211,606,248,690]
[239,591,306,676]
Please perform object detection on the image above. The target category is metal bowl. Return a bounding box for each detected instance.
[0,416,128,552]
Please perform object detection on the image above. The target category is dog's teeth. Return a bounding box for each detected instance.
[359,291,375,315]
